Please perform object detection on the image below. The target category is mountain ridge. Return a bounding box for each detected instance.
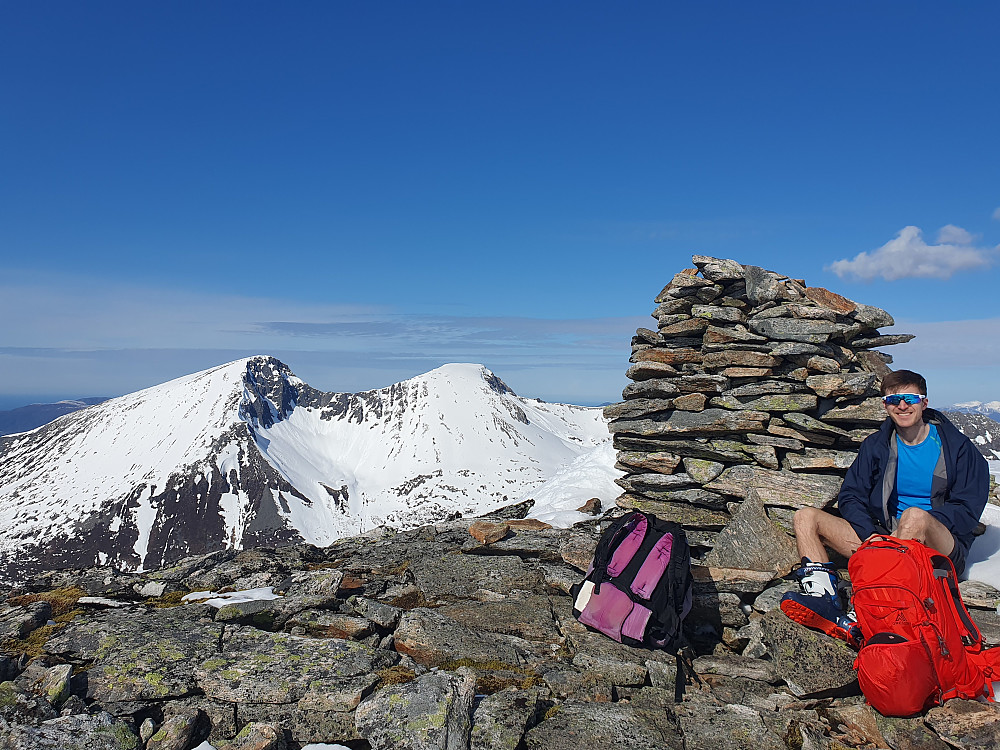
[0,357,613,583]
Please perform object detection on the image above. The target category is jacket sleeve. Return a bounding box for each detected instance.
[930,437,989,539]
[837,436,880,541]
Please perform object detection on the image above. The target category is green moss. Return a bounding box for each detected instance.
[9,587,85,617]
[377,666,417,686]
[543,705,560,721]
[221,669,242,681]
[201,658,228,670]
[0,682,20,708]
[148,591,188,609]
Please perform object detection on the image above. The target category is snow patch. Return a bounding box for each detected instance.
[182,587,282,608]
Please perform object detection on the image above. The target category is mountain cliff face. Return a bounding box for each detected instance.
[942,410,1000,460]
[0,357,609,583]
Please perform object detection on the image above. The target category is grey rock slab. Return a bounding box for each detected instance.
[355,668,476,750]
[924,699,1000,749]
[677,704,786,750]
[670,374,730,393]
[874,713,950,750]
[394,608,536,668]
[850,302,895,328]
[613,436,748,462]
[625,361,680,381]
[682,457,725,483]
[691,652,779,683]
[784,448,858,471]
[691,566,774,595]
[524,700,682,750]
[621,378,680,399]
[958,580,1000,609]
[145,711,198,750]
[347,596,403,629]
[747,432,805,450]
[806,372,877,398]
[743,265,785,305]
[676,702,785,750]
[282,609,374,640]
[821,397,887,423]
[769,341,831,356]
[760,610,858,697]
[752,581,798,613]
[469,687,545,750]
[0,679,58,724]
[20,663,72,708]
[711,393,817,412]
[615,450,682,474]
[225,722,286,750]
[0,601,51,640]
[616,472,698,492]
[692,305,746,323]
[705,465,843,509]
[408,553,544,601]
[609,408,769,437]
[540,668,613,702]
[851,333,915,348]
[749,317,843,343]
[703,489,799,573]
[45,607,223,703]
[782,411,853,437]
[616,495,730,528]
[693,255,745,282]
[438,595,562,644]
[603,398,674,421]
[198,627,396,706]
[704,324,766,344]
[0,711,142,750]
[724,381,802,397]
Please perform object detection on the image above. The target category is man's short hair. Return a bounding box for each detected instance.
[880,369,928,397]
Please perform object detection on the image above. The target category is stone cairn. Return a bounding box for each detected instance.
[603,255,913,571]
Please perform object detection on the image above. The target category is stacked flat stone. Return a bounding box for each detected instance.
[604,255,913,557]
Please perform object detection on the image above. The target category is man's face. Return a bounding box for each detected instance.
[883,384,927,431]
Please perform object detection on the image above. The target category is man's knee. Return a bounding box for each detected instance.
[896,507,933,535]
[793,506,823,534]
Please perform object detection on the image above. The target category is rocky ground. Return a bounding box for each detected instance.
[3,501,1000,750]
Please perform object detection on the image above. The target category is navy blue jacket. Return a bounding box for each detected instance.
[837,408,988,563]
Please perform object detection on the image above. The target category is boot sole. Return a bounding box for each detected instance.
[780,599,860,648]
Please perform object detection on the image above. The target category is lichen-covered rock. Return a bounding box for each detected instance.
[45,606,222,703]
[524,700,683,749]
[355,669,476,750]
[469,686,545,750]
[675,701,785,750]
[702,490,798,573]
[225,721,286,750]
[760,610,858,697]
[196,627,396,706]
[0,601,52,640]
[924,699,1000,749]
[0,711,141,749]
[145,710,197,750]
[0,679,57,724]
[394,608,536,669]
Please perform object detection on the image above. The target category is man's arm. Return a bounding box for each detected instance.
[837,437,880,542]
[930,438,989,539]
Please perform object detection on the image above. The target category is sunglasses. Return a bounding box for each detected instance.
[882,394,925,406]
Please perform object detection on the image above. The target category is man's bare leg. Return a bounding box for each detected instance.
[895,507,955,556]
[792,507,864,563]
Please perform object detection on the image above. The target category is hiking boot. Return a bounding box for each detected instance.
[779,559,862,647]
[780,590,863,647]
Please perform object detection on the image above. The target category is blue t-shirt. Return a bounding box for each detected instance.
[895,423,941,516]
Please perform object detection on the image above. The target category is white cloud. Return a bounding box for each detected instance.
[993,206,1000,221]
[826,225,997,282]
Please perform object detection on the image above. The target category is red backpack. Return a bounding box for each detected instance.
[849,536,1000,716]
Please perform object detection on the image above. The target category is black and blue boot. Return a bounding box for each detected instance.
[780,559,862,647]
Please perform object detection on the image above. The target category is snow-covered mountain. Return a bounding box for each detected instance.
[0,357,613,583]
[941,411,1000,460]
[948,401,1000,422]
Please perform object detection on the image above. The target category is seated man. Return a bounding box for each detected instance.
[780,369,989,643]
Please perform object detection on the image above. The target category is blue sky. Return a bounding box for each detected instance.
[2,2,999,408]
